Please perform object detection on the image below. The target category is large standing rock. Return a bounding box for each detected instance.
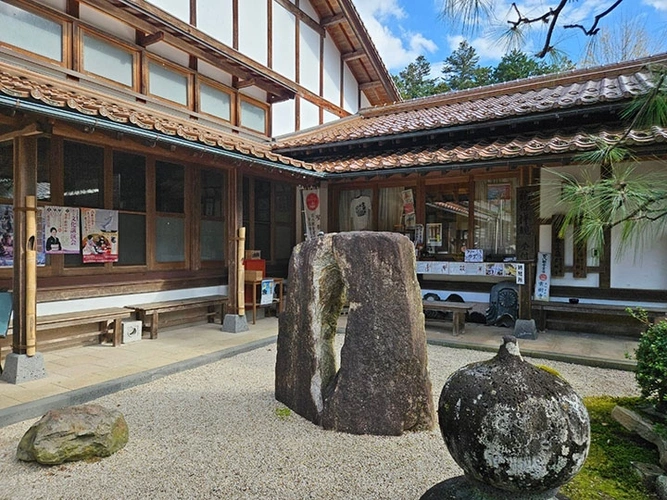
[275,231,434,436]
[17,404,129,465]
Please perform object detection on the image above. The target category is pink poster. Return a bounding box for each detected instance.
[81,208,118,263]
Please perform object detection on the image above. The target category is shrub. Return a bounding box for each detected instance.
[630,309,667,413]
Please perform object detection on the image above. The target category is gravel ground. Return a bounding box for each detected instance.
[0,340,640,500]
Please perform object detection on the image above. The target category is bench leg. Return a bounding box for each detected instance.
[112,317,122,347]
[149,312,158,339]
[207,304,215,323]
[452,311,465,336]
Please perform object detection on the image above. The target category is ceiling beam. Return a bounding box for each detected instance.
[359,81,383,91]
[137,31,164,47]
[342,49,365,62]
[321,13,345,28]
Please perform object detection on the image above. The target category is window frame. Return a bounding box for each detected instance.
[0,2,70,67]
[237,94,270,136]
[145,54,194,109]
[197,75,235,124]
[76,25,140,92]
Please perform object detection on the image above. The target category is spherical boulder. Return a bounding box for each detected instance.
[437,336,589,497]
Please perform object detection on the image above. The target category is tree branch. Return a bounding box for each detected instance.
[563,0,625,36]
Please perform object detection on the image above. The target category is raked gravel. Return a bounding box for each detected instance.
[0,340,639,500]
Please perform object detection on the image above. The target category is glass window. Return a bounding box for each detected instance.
[273,183,293,262]
[378,187,405,231]
[113,152,145,212]
[37,138,50,201]
[0,3,62,61]
[201,169,224,217]
[82,33,134,87]
[254,179,271,260]
[155,161,184,213]
[0,142,12,200]
[200,220,224,261]
[156,216,184,262]
[474,179,517,260]
[200,83,231,121]
[117,213,146,266]
[424,183,469,258]
[149,61,188,105]
[64,141,104,208]
[240,99,266,133]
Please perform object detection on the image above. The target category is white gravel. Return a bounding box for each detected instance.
[0,340,639,500]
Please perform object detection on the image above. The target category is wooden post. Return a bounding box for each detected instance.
[25,196,37,356]
[238,227,245,316]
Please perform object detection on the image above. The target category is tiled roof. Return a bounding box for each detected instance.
[313,127,667,174]
[275,55,666,150]
[0,63,320,174]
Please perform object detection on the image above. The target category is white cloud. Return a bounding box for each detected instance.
[352,0,438,71]
[643,0,667,11]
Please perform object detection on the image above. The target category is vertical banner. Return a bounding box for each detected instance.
[43,206,80,254]
[534,252,551,301]
[0,205,14,267]
[81,208,119,263]
[301,188,321,240]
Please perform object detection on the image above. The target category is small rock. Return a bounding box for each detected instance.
[632,461,665,490]
[612,405,667,470]
[17,404,128,465]
[656,475,667,500]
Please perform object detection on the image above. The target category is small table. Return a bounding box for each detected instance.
[244,277,284,324]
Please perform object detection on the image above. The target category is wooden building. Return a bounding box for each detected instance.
[1,0,666,368]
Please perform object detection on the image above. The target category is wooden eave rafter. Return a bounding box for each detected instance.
[321,13,345,28]
[137,30,164,47]
[78,0,297,103]
[341,49,365,62]
[274,0,324,36]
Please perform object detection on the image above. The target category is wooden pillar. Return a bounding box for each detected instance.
[226,168,241,313]
[12,136,37,356]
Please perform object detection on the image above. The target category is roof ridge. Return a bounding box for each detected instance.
[360,52,667,117]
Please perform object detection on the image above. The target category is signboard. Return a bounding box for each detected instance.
[534,252,551,301]
[302,188,321,239]
[260,279,275,305]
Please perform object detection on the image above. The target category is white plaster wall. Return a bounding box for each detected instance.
[610,225,667,290]
[299,24,320,93]
[539,164,600,219]
[240,87,266,102]
[80,5,135,42]
[147,0,190,23]
[322,34,340,103]
[343,63,358,112]
[37,286,227,316]
[196,0,233,46]
[272,99,296,136]
[300,0,319,20]
[299,98,320,130]
[238,0,268,66]
[323,110,339,123]
[198,59,233,86]
[147,41,190,67]
[360,92,371,109]
[41,0,66,11]
[272,5,296,80]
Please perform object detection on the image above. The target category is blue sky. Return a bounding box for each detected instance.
[352,0,667,75]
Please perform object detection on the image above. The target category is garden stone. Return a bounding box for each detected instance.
[422,336,590,499]
[17,404,128,465]
[656,475,667,500]
[275,231,434,435]
[612,405,667,470]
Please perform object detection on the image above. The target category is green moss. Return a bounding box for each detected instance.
[535,364,562,378]
[274,406,292,420]
[560,396,660,500]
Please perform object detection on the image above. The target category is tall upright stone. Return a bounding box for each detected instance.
[275,231,434,436]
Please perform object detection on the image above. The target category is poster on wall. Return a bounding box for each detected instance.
[534,252,551,301]
[401,189,415,228]
[260,279,275,305]
[81,208,118,263]
[301,188,321,239]
[0,205,46,268]
[43,206,80,254]
[426,223,442,247]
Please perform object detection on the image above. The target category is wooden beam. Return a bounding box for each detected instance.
[234,78,256,89]
[273,0,324,36]
[359,81,382,91]
[321,13,345,28]
[137,31,164,47]
[0,123,42,143]
[342,49,365,62]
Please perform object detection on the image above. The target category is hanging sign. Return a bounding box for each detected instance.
[301,188,321,239]
[534,252,551,301]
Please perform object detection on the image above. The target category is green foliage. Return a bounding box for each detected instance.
[392,56,448,99]
[633,317,667,412]
[492,50,574,83]
[561,396,659,500]
[441,40,493,91]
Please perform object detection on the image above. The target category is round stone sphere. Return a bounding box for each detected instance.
[438,336,590,495]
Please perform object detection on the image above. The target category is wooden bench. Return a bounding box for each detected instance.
[0,307,132,366]
[532,301,667,334]
[422,300,474,336]
[125,295,229,339]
